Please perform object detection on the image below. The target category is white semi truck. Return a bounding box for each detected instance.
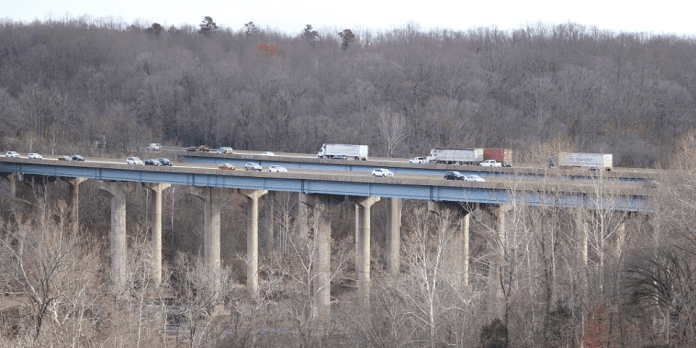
[426,148,484,165]
[317,144,368,160]
[548,152,613,171]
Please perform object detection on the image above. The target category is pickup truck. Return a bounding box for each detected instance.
[409,157,428,164]
[479,160,502,167]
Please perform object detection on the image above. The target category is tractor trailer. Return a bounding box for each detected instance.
[317,144,369,160]
[426,148,484,165]
[548,152,613,171]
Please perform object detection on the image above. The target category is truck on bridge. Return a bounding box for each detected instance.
[549,152,613,171]
[483,148,513,167]
[317,144,368,160]
[426,148,484,165]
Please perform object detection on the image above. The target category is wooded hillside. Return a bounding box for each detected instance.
[1,18,694,167]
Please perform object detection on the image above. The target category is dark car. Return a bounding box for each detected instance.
[444,171,465,180]
[58,155,72,161]
[145,159,162,166]
[72,155,85,161]
[158,158,173,166]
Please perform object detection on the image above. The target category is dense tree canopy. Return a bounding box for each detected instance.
[0,18,694,167]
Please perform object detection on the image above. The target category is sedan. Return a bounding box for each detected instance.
[72,155,85,161]
[27,152,43,159]
[372,168,394,177]
[58,155,72,161]
[218,163,235,170]
[260,151,275,156]
[126,157,143,165]
[158,158,173,166]
[5,151,20,158]
[145,159,162,166]
[268,165,287,173]
[245,162,262,171]
[443,171,465,180]
[464,175,485,182]
[409,157,427,164]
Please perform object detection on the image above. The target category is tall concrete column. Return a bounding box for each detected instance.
[385,198,401,277]
[493,204,512,317]
[265,192,275,251]
[461,211,471,289]
[355,196,380,306]
[143,183,171,286]
[187,187,224,270]
[297,193,309,237]
[8,173,16,198]
[301,194,332,328]
[239,189,268,296]
[63,177,87,234]
[99,181,138,293]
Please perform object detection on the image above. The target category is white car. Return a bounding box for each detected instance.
[464,174,485,182]
[372,168,394,177]
[409,157,428,164]
[126,156,144,165]
[216,147,234,154]
[5,151,20,158]
[268,165,288,173]
[245,162,263,171]
[27,152,43,159]
[479,160,502,167]
[260,152,275,156]
[146,143,162,151]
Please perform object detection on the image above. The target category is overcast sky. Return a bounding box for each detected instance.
[4,0,695,37]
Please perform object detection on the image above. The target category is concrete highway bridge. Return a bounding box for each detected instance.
[0,155,657,320]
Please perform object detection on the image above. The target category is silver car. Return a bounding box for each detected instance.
[268,165,287,173]
[27,152,43,159]
[372,168,394,177]
[5,151,20,158]
[245,162,262,171]
[126,156,143,165]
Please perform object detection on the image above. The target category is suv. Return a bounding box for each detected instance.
[5,151,20,158]
[444,171,465,180]
[244,162,262,171]
[72,155,85,161]
[464,174,485,182]
[126,156,143,165]
[146,143,162,151]
[216,147,234,154]
[409,157,427,164]
[479,160,502,167]
[372,168,394,177]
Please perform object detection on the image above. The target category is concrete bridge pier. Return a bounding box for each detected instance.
[493,204,512,317]
[99,181,139,293]
[239,189,268,296]
[143,183,171,286]
[354,196,380,306]
[63,177,87,234]
[300,194,332,328]
[385,198,401,277]
[427,201,474,289]
[187,187,224,271]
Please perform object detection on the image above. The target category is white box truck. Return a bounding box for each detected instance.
[548,152,613,171]
[426,148,484,165]
[317,144,368,160]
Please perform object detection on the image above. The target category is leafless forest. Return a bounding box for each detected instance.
[1,17,696,347]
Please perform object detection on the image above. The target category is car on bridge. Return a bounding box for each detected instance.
[464,174,485,182]
[268,165,287,173]
[245,162,262,171]
[260,151,275,156]
[126,157,143,165]
[58,155,72,161]
[27,152,43,159]
[216,147,234,154]
[145,159,162,166]
[372,168,394,177]
[146,143,161,151]
[158,158,173,166]
[72,155,85,161]
[443,171,465,180]
[218,163,235,170]
[5,151,20,158]
[479,159,502,167]
[409,157,427,164]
